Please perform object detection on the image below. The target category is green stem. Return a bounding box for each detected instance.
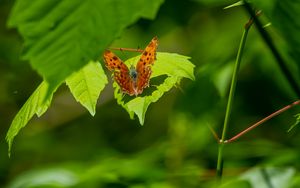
[243,1,300,98]
[216,26,250,179]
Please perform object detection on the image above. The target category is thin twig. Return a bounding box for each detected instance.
[225,100,300,143]
[245,10,262,29]
[109,47,143,52]
[207,124,220,142]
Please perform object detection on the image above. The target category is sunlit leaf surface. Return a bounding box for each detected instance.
[66,61,108,116]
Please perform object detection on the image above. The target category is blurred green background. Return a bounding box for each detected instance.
[1,0,300,187]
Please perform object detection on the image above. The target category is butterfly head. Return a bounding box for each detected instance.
[129,65,138,82]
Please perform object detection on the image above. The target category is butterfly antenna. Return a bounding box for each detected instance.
[176,84,185,94]
[137,45,143,53]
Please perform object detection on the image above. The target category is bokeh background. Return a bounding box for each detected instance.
[1,0,300,187]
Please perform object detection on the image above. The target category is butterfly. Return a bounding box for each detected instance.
[103,36,158,96]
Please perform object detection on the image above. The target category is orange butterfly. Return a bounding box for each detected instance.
[103,37,158,96]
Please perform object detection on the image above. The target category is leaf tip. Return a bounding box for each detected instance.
[190,74,196,81]
[88,108,96,116]
[138,118,145,126]
[6,136,13,157]
[224,1,244,9]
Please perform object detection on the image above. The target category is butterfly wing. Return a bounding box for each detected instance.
[103,50,135,95]
[135,36,159,95]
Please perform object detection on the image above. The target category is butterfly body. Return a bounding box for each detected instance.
[103,37,158,96]
[129,65,138,82]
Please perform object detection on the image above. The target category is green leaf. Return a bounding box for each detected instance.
[113,52,195,125]
[287,113,300,132]
[114,84,135,120]
[6,81,57,156]
[8,0,164,91]
[66,61,108,116]
[224,1,244,9]
[7,168,79,188]
[152,53,195,80]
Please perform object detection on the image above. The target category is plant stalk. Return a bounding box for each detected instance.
[243,1,300,98]
[216,25,251,179]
